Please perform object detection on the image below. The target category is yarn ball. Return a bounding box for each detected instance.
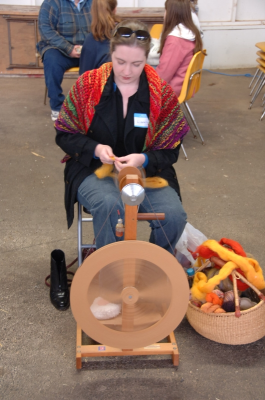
[224,290,234,301]
[90,297,121,320]
[205,292,223,306]
[201,302,225,313]
[222,301,235,312]
[219,277,234,292]
[213,289,224,299]
[222,290,235,312]
[240,297,257,310]
[214,307,226,314]
[190,299,202,308]
[241,288,260,303]
[201,303,220,313]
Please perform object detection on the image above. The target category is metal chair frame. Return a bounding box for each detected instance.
[179,65,205,160]
[77,203,96,267]
[249,71,265,109]
[182,69,205,143]
[249,70,264,96]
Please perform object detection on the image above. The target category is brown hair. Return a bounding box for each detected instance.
[91,0,120,41]
[110,20,151,57]
[159,0,202,55]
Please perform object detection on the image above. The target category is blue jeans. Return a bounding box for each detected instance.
[77,174,187,254]
[43,49,79,111]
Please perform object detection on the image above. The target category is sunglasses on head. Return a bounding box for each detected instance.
[113,27,150,41]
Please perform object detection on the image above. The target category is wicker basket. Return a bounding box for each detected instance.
[186,300,265,345]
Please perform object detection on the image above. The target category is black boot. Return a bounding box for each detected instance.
[50,249,70,311]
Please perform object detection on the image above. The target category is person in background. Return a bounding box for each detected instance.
[37,0,92,121]
[79,0,119,75]
[154,0,203,97]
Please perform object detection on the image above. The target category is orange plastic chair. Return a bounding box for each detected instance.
[150,24,163,39]
[178,49,207,159]
[44,67,79,105]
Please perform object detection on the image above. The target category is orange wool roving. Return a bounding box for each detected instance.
[205,292,223,306]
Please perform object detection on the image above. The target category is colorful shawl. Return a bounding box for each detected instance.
[55,62,189,162]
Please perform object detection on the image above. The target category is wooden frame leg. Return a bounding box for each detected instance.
[76,324,82,369]
[168,331,179,366]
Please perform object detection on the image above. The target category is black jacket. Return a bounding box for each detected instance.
[56,71,181,228]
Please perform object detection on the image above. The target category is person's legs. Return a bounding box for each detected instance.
[43,49,79,112]
[139,186,187,254]
[77,174,124,249]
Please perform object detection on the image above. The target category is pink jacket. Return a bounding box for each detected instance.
[156,36,195,97]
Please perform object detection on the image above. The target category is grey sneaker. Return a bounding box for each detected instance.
[51,110,60,121]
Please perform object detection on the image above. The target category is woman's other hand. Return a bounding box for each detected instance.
[95,144,115,164]
[114,154,145,172]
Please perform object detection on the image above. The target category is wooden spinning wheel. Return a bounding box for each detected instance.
[70,167,189,368]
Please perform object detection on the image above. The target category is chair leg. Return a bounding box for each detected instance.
[44,85,48,105]
[181,103,197,139]
[260,107,265,121]
[184,102,205,144]
[249,77,265,109]
[262,93,265,107]
[250,71,263,96]
[249,68,259,89]
[77,202,83,268]
[181,143,188,160]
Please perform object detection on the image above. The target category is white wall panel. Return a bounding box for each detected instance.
[139,0,165,7]
[236,0,265,21]
[116,0,136,6]
[0,0,36,4]
[198,0,234,22]
[203,27,264,69]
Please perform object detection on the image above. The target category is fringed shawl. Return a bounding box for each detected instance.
[55,62,189,161]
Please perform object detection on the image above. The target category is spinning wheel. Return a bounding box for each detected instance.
[70,167,189,368]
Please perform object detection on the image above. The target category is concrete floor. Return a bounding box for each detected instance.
[1,69,265,400]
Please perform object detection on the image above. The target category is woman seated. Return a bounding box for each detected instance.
[154,0,203,97]
[55,20,189,254]
[79,0,119,75]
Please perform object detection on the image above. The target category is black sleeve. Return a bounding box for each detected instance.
[55,129,100,168]
[144,142,181,176]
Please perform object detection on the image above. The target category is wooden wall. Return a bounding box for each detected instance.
[0,5,164,76]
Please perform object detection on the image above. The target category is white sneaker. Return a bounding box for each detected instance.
[51,110,60,121]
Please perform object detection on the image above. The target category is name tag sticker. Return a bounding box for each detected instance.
[134,113,149,128]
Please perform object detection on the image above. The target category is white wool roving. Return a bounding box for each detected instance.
[90,297,121,320]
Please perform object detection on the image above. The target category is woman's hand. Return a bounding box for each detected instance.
[114,154,145,172]
[95,144,115,164]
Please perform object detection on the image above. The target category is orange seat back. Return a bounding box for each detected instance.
[178,49,207,104]
[150,24,163,39]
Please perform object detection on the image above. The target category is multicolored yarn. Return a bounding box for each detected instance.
[55,62,189,162]
[191,240,265,301]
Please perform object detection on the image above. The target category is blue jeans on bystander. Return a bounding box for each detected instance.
[43,48,80,111]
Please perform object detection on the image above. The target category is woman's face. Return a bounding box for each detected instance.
[111,45,146,87]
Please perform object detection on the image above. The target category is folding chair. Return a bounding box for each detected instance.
[178,49,207,159]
